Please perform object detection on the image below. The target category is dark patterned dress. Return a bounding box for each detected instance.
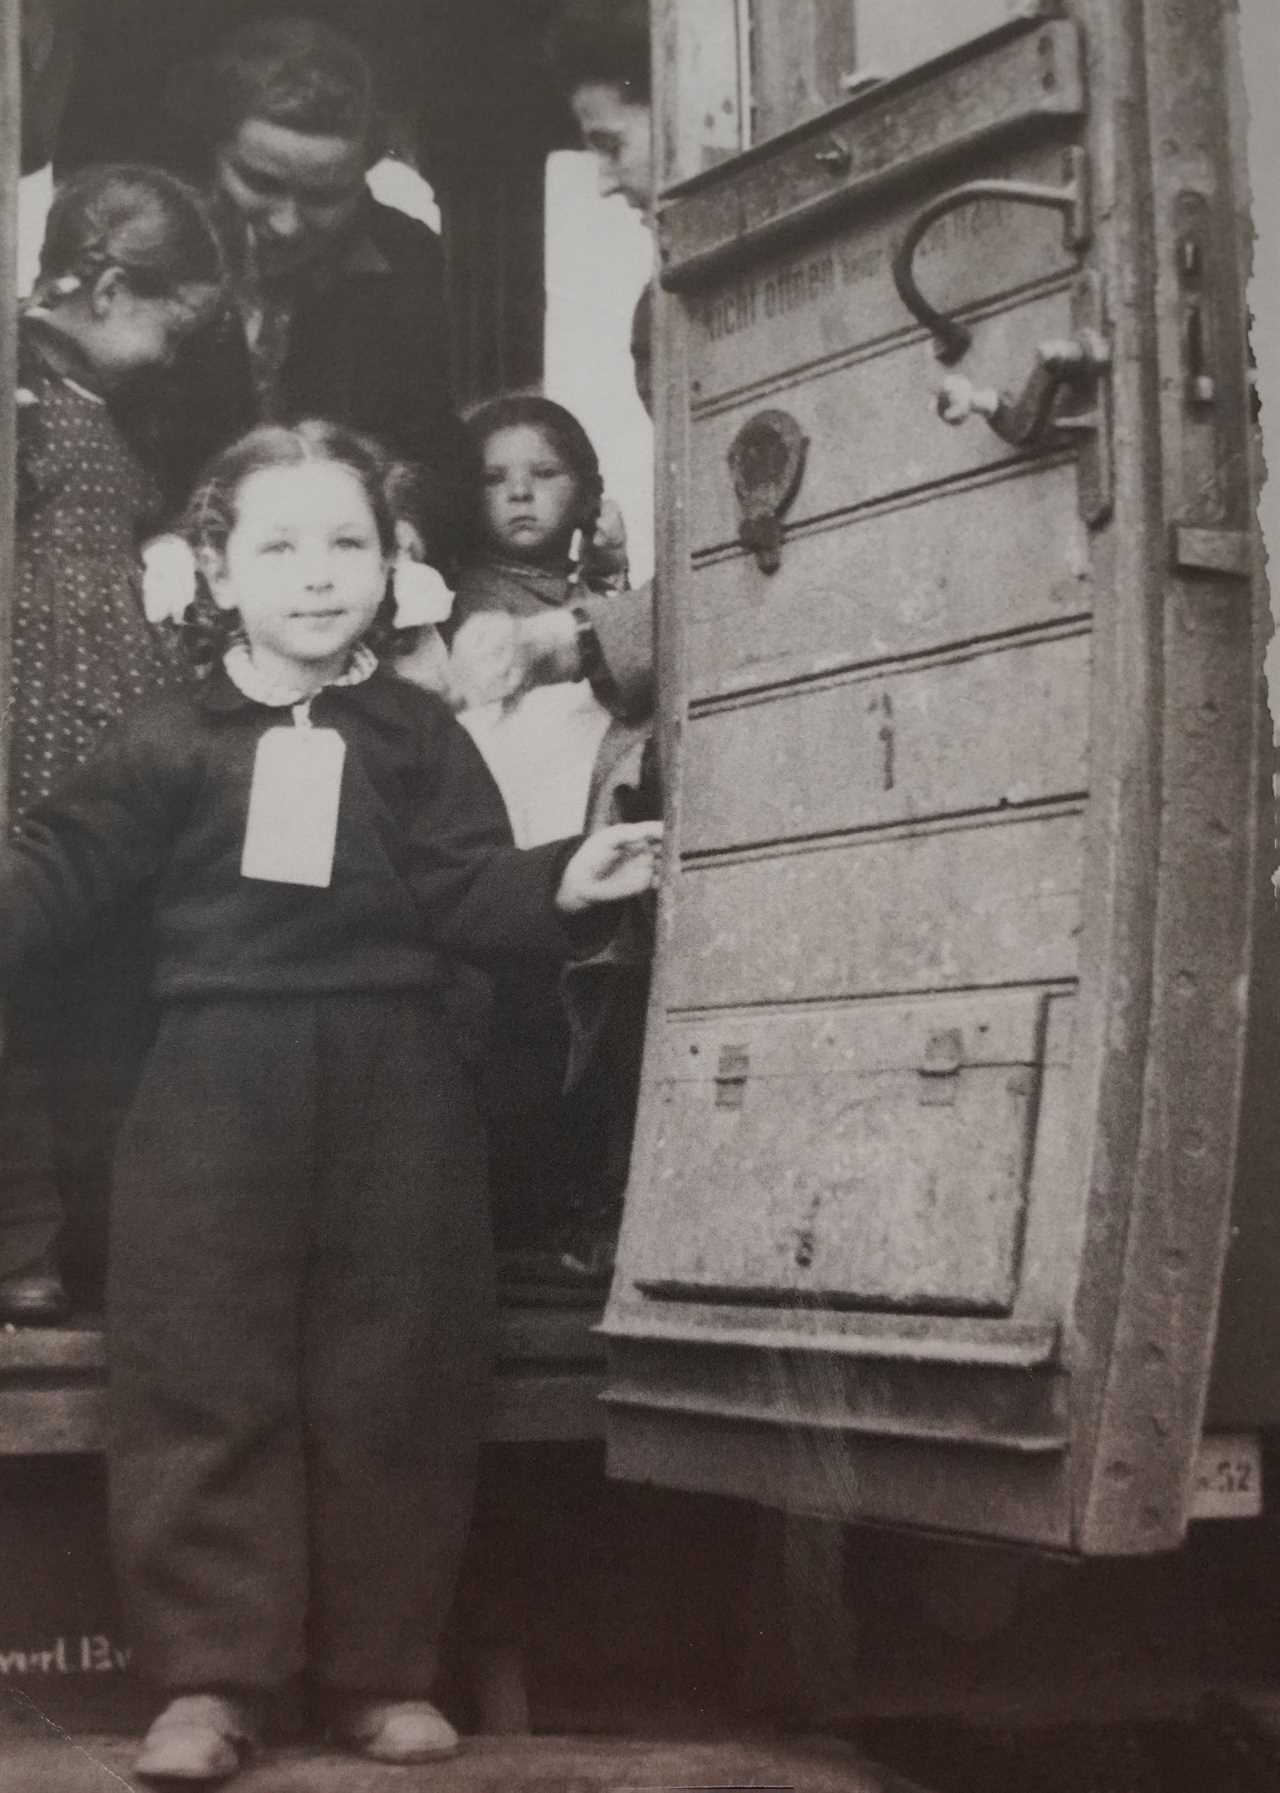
[13,326,183,816]
[0,323,185,1292]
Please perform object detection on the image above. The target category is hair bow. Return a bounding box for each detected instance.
[141,534,199,625]
[392,556,454,628]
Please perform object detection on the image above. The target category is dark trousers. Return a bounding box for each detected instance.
[106,992,495,1699]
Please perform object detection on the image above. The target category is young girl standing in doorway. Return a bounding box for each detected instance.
[445,395,643,1271]
[0,419,659,1783]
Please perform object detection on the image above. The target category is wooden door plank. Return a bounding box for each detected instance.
[667,811,1082,1010]
[682,629,1090,848]
[685,461,1093,696]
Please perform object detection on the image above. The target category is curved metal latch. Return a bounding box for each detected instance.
[892,150,1090,364]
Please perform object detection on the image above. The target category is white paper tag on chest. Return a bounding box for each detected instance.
[241,726,346,887]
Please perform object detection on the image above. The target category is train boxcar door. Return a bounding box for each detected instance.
[602,0,1262,1554]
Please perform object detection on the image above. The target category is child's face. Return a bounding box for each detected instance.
[480,424,584,566]
[212,463,388,685]
[88,276,221,389]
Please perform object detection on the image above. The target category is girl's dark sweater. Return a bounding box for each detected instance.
[0,665,588,1002]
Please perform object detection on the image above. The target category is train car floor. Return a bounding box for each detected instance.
[0,1720,927,1793]
[9,1705,1280,1793]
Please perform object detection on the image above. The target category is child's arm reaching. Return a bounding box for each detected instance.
[447,584,654,722]
[405,704,658,962]
[555,822,662,912]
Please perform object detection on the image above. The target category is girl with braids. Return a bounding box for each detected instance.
[0,163,223,1324]
[0,418,659,1784]
[443,398,644,1289]
[448,394,630,848]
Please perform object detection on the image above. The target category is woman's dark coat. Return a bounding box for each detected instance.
[116,195,470,554]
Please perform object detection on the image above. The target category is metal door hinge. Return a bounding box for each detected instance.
[714,1044,750,1109]
[1171,526,1251,579]
[918,1029,964,1106]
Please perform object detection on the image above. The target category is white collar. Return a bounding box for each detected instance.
[222,641,378,714]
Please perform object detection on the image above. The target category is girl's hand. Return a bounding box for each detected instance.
[556,822,663,912]
[447,609,581,709]
[446,612,527,710]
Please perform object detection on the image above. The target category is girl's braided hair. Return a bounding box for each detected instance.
[19,164,224,523]
[175,420,417,675]
[29,162,224,306]
[464,393,604,562]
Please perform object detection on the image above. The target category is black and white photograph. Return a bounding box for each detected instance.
[0,2,1277,1787]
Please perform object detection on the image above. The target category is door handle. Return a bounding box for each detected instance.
[933,273,1114,528]
[935,330,1110,450]
[891,150,1090,363]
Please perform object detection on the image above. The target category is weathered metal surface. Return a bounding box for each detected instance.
[658,20,1085,288]
[667,810,1082,1011]
[627,992,1054,1314]
[683,629,1089,849]
[685,459,1093,698]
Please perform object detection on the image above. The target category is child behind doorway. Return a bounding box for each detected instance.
[449,392,631,846]
[446,394,638,1269]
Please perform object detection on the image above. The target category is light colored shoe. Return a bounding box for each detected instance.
[134,1692,258,1783]
[332,1697,460,1763]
